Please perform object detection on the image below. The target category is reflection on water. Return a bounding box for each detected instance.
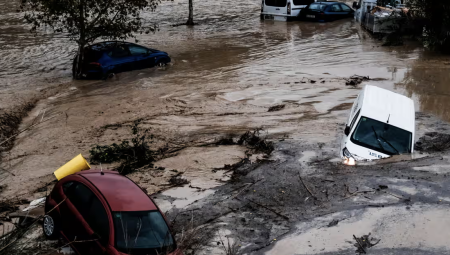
[401,53,450,122]
[0,0,449,122]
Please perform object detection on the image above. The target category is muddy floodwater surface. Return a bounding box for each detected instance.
[1,0,450,254]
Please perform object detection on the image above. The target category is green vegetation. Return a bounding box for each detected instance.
[407,0,450,52]
[89,120,156,175]
[19,0,161,78]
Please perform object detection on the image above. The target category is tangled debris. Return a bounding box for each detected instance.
[0,102,37,155]
[353,233,380,254]
[89,120,157,175]
[268,104,285,112]
[345,75,370,86]
[0,198,28,216]
[344,75,388,87]
[169,173,189,186]
[169,212,217,255]
[415,132,450,152]
[237,129,274,154]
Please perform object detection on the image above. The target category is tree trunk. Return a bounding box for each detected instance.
[186,0,194,25]
[73,45,85,79]
[73,0,86,79]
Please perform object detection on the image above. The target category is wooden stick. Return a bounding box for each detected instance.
[0,113,62,147]
[298,172,316,199]
[244,198,289,220]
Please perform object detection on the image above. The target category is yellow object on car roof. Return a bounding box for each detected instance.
[54,154,91,180]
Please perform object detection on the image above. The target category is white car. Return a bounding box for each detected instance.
[340,85,415,163]
[260,0,316,21]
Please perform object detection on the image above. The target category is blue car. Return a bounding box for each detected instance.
[73,41,171,79]
[299,2,354,22]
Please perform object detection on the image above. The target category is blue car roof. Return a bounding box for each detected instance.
[313,1,339,4]
[88,41,145,52]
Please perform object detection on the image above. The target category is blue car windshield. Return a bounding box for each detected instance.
[309,3,327,10]
[351,117,412,155]
[113,211,175,255]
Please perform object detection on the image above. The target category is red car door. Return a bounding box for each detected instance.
[63,181,108,254]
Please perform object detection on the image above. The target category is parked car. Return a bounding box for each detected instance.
[73,41,171,79]
[340,85,415,163]
[299,2,355,22]
[43,169,182,255]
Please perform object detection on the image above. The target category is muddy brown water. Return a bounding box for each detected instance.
[1,0,450,120]
[1,0,450,254]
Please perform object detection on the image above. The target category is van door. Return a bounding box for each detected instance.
[264,0,288,16]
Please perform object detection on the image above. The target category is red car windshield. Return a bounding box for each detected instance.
[113,211,175,254]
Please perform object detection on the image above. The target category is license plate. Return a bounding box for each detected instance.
[307,15,315,18]
[264,14,274,20]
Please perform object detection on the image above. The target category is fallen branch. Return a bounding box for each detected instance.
[48,236,99,254]
[0,198,66,253]
[298,172,317,200]
[0,113,62,147]
[383,191,409,201]
[243,198,289,220]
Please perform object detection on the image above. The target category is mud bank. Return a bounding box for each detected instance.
[160,112,450,254]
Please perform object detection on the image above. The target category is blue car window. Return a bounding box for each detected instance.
[340,4,352,11]
[129,45,149,56]
[108,45,130,58]
[309,3,326,10]
[330,4,342,12]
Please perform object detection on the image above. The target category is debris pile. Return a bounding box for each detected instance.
[169,173,189,186]
[345,75,370,86]
[415,132,450,152]
[353,233,380,254]
[268,104,285,112]
[237,129,274,154]
[89,120,157,175]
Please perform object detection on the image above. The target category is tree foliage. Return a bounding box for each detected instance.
[20,0,160,44]
[406,0,450,52]
[19,0,161,77]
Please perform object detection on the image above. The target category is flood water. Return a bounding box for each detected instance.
[0,0,449,120]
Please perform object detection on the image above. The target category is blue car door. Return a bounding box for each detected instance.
[129,44,155,69]
[330,4,347,20]
[339,4,354,18]
[107,44,134,73]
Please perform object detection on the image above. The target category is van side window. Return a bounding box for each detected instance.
[350,109,361,130]
[265,0,287,7]
[293,0,314,5]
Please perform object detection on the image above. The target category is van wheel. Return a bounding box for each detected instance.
[43,215,60,240]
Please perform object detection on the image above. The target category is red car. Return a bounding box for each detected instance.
[43,169,182,255]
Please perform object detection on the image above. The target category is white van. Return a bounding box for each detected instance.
[261,0,316,21]
[340,85,415,162]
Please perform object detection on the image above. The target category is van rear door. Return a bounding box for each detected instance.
[264,0,288,16]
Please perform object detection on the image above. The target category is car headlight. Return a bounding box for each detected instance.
[343,148,356,166]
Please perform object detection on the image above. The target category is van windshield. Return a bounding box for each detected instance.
[113,211,175,255]
[351,117,412,155]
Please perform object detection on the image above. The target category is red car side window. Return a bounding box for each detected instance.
[65,182,110,243]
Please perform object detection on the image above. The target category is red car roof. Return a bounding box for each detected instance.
[77,170,157,212]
